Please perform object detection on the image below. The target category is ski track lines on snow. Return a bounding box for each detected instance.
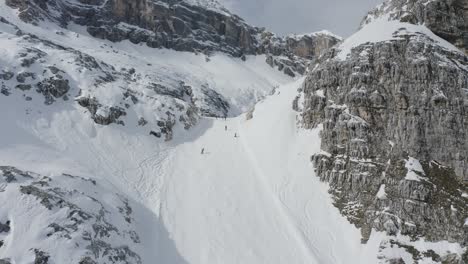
[0,34,375,262]
[238,118,320,264]
[160,79,367,264]
[240,81,335,263]
[161,117,311,263]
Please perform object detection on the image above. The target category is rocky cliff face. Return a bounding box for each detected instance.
[6,0,259,55]
[300,0,468,263]
[260,31,342,77]
[5,0,341,78]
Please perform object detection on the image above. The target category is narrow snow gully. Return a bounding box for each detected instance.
[161,78,381,264]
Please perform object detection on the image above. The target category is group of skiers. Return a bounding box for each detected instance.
[201,120,237,155]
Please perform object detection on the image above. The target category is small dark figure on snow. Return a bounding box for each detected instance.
[225,125,227,131]
[234,133,237,138]
[201,148,205,154]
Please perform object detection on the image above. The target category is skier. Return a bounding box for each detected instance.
[225,125,227,131]
[234,133,237,138]
[201,148,205,155]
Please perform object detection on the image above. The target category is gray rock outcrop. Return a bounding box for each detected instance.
[260,31,342,77]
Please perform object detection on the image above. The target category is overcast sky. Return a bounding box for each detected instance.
[222,0,383,37]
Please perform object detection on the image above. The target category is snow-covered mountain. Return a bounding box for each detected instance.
[0,0,466,263]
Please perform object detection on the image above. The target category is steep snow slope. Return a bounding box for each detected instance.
[0,3,291,122]
[1,5,362,260]
[162,78,383,264]
[2,0,464,262]
[0,29,291,205]
[0,74,388,263]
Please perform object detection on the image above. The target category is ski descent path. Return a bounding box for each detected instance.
[160,79,381,264]
[237,117,320,264]
[0,70,383,263]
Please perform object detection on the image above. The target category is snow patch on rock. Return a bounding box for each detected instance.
[405,157,425,182]
[336,17,462,61]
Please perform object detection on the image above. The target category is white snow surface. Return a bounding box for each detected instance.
[183,0,230,14]
[376,184,387,200]
[0,70,384,262]
[289,30,343,41]
[336,17,463,60]
[405,157,426,182]
[161,79,382,264]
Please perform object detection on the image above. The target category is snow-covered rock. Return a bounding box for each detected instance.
[0,166,143,263]
[361,0,467,54]
[302,0,468,262]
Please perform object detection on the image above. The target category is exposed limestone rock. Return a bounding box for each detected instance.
[16,71,35,83]
[15,84,31,91]
[0,71,14,80]
[36,77,70,105]
[33,249,49,264]
[0,221,10,233]
[6,0,257,57]
[77,96,127,126]
[301,0,468,261]
[304,35,468,180]
[197,87,230,118]
[259,31,342,76]
[138,117,148,126]
[260,31,342,60]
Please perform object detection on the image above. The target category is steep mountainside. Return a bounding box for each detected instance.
[0,0,340,136]
[5,0,341,77]
[0,0,466,263]
[300,0,468,262]
[0,0,345,263]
